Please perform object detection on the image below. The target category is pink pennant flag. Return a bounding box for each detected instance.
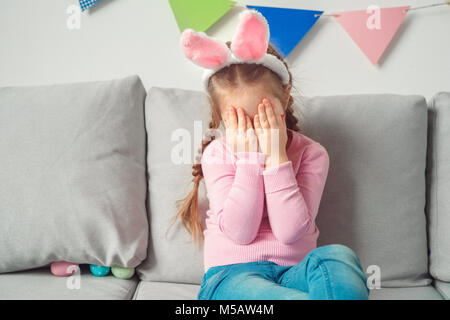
[334,6,410,64]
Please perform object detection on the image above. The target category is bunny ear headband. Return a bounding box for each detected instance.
[180,9,290,92]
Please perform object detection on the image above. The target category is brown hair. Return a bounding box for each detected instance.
[167,42,303,247]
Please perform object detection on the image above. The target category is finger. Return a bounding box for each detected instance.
[247,128,258,152]
[280,113,286,128]
[222,111,229,128]
[227,106,237,129]
[270,98,287,126]
[263,98,279,128]
[253,114,262,133]
[237,107,246,133]
[271,97,284,115]
[246,125,256,139]
[246,115,253,131]
[258,102,270,129]
[254,115,264,145]
[271,99,286,128]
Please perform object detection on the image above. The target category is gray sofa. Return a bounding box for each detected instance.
[0,75,449,300]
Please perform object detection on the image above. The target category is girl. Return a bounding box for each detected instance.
[175,9,369,300]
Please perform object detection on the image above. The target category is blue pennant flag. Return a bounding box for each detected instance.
[79,0,100,11]
[246,5,323,58]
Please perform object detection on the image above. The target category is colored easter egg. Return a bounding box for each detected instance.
[50,261,79,277]
[111,266,135,279]
[89,264,110,277]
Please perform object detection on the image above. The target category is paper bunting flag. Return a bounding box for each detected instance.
[169,0,236,32]
[334,6,410,64]
[79,0,99,11]
[246,5,323,58]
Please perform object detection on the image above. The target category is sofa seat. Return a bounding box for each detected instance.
[0,265,138,300]
[132,281,444,300]
[434,280,450,300]
[368,286,443,300]
[133,281,201,300]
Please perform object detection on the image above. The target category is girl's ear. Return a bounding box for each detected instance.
[180,29,230,69]
[230,9,270,61]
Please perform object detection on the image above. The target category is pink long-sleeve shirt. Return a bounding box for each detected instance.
[201,128,330,272]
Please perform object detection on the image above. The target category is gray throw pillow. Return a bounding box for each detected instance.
[137,87,210,284]
[302,94,431,287]
[426,92,450,281]
[0,75,149,273]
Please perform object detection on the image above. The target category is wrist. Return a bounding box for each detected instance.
[236,151,266,166]
[265,152,289,169]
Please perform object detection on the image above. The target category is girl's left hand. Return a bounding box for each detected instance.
[253,97,289,169]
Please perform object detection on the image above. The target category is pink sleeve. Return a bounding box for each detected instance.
[262,143,330,244]
[201,140,266,245]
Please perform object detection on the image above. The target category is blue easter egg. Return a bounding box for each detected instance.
[89,264,110,277]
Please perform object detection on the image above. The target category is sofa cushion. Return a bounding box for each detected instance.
[302,94,431,287]
[0,265,138,300]
[137,87,210,284]
[426,92,450,281]
[434,280,450,300]
[0,76,149,273]
[138,88,431,288]
[368,286,443,300]
[131,281,442,300]
[133,281,201,300]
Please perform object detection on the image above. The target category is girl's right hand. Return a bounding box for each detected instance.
[223,106,259,154]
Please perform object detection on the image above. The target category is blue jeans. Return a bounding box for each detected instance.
[197,244,369,300]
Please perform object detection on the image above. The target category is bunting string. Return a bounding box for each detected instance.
[406,2,449,11]
[313,2,449,17]
[217,1,449,64]
[230,2,449,15]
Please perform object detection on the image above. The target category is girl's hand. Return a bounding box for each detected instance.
[223,106,259,154]
[253,98,288,168]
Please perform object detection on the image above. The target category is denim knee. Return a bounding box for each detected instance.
[309,244,367,281]
[311,244,361,266]
[309,244,369,300]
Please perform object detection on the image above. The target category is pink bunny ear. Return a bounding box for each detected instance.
[180,29,231,69]
[231,9,270,61]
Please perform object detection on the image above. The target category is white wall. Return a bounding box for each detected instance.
[0,0,449,100]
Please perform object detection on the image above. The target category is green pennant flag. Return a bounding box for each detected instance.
[169,0,236,32]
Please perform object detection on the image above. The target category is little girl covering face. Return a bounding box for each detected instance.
[176,9,369,300]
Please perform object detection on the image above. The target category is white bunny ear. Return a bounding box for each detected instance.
[230,9,270,61]
[180,29,231,69]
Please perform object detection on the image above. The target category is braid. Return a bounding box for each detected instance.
[191,119,219,181]
[167,118,220,248]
